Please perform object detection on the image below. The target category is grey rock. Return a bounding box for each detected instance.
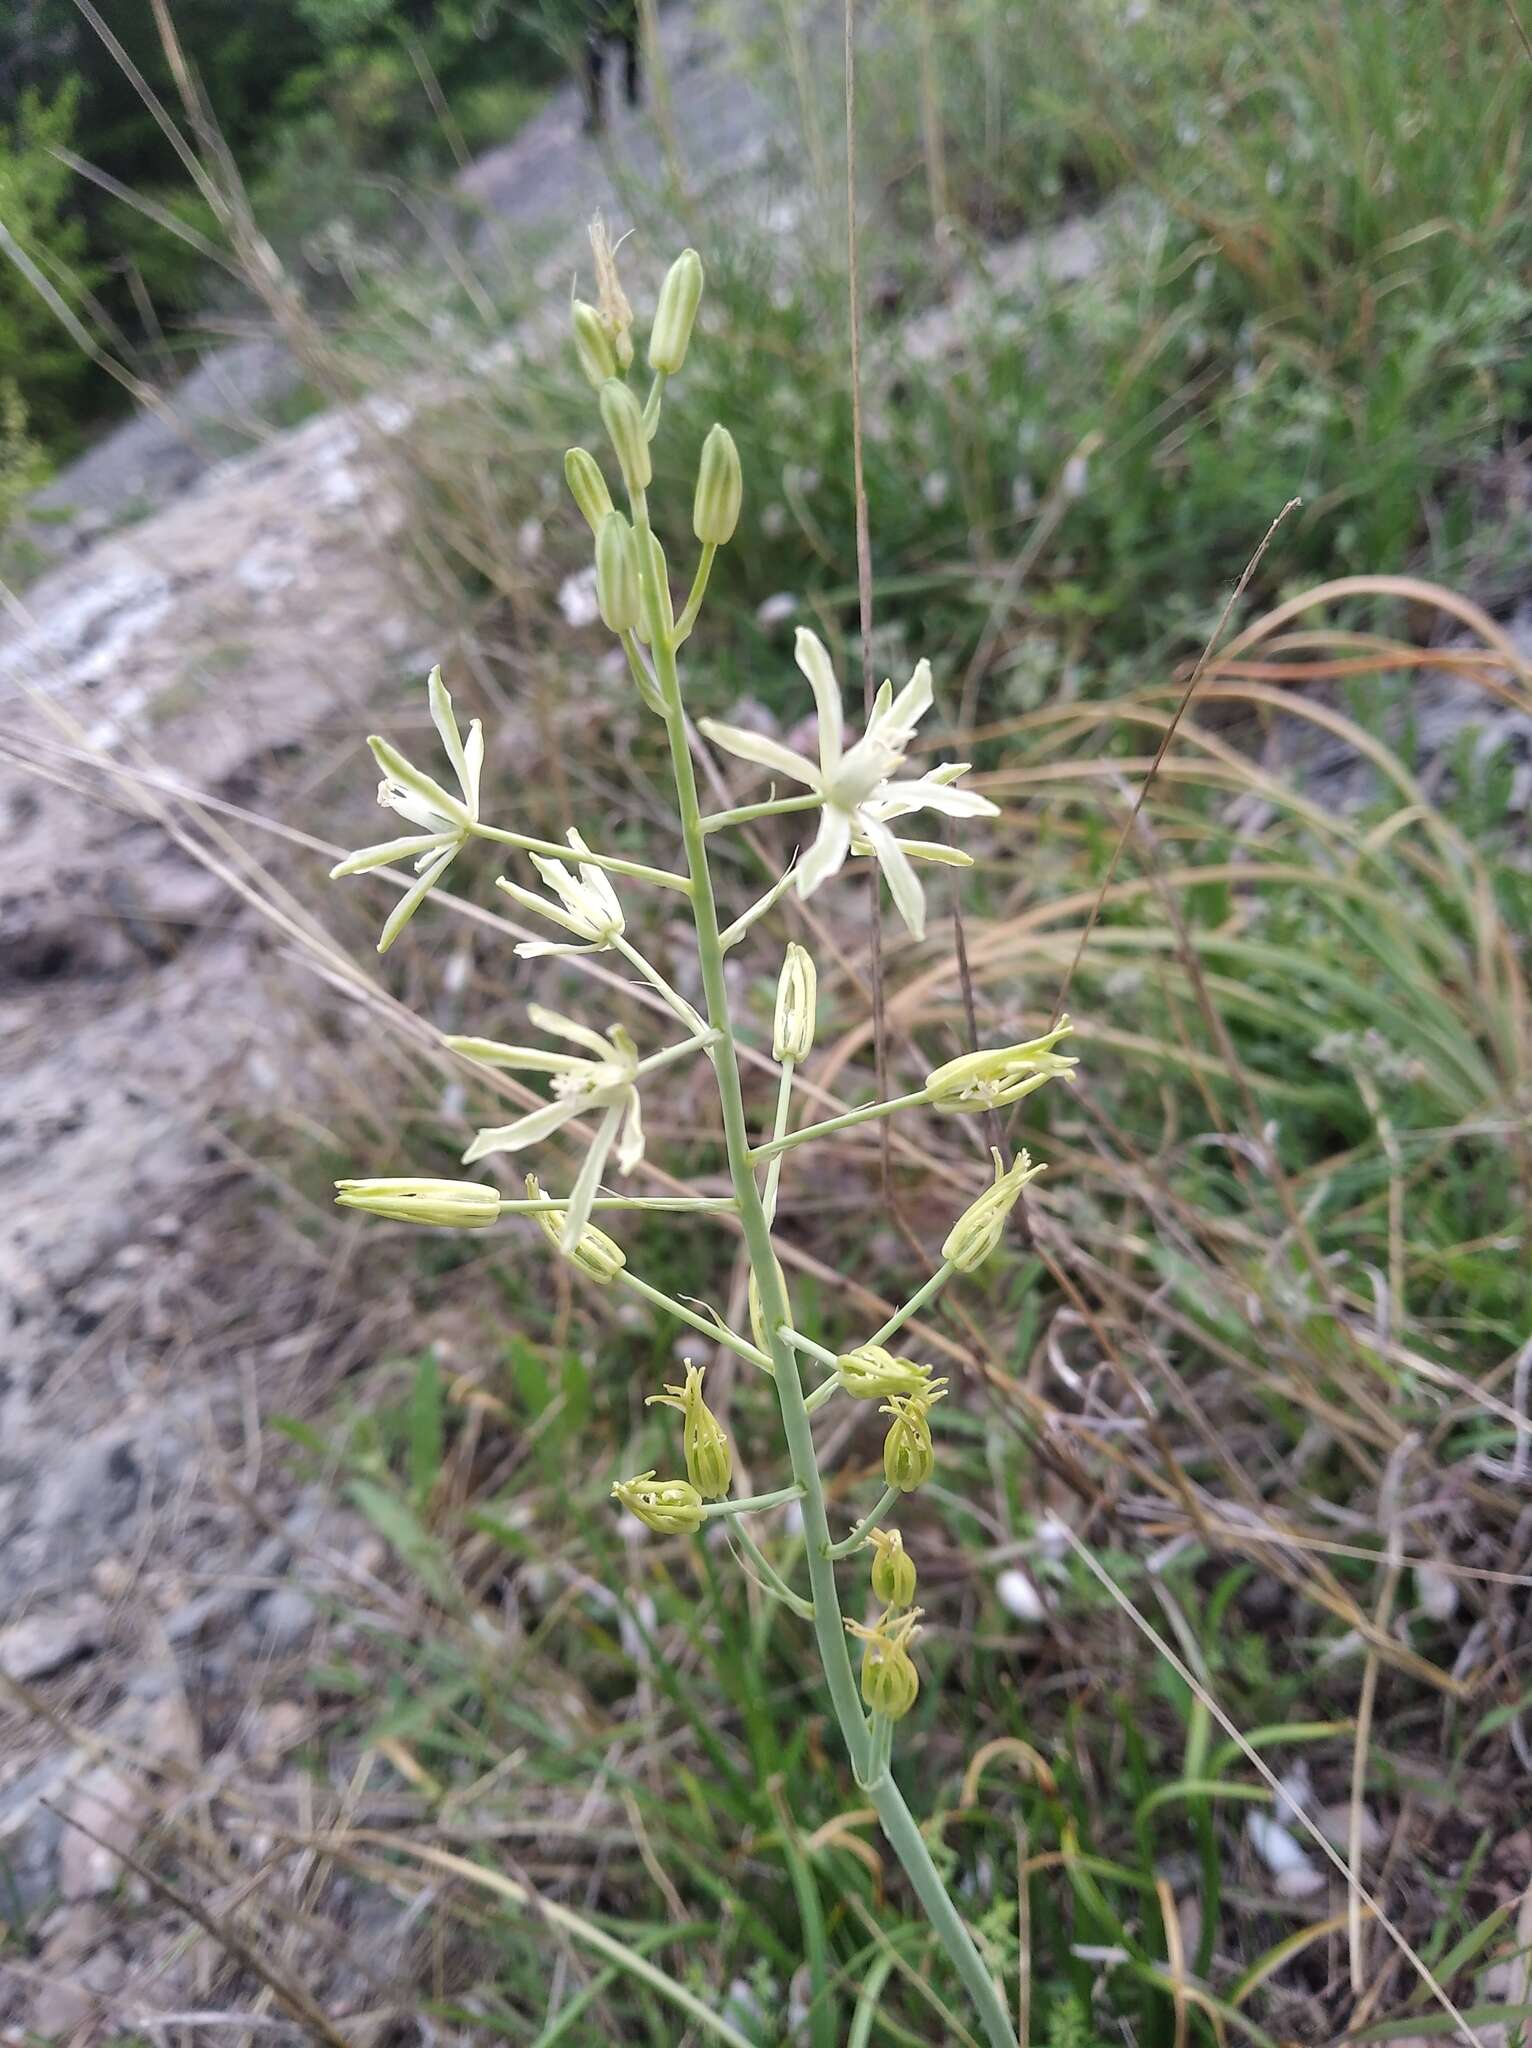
[253,1585,317,1646]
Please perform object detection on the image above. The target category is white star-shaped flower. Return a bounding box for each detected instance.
[698,628,998,940]
[497,829,625,958]
[448,1006,645,1248]
[330,666,483,953]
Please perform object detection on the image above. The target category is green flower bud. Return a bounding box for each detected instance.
[868,1527,917,1609]
[599,377,652,493]
[646,1360,732,1499]
[836,1345,938,1402]
[525,1173,625,1283]
[848,1608,922,1720]
[881,1386,947,1493]
[649,247,704,375]
[334,1177,499,1228]
[612,1469,704,1535]
[772,941,817,1063]
[564,447,613,534]
[941,1148,1047,1272]
[572,299,617,387]
[693,424,742,545]
[635,526,673,646]
[925,1017,1079,1114]
[595,511,642,632]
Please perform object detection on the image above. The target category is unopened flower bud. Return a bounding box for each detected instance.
[600,377,651,492]
[772,942,817,1062]
[564,447,613,533]
[942,1148,1047,1272]
[836,1344,937,1402]
[572,299,618,388]
[868,1527,917,1608]
[649,247,704,374]
[882,1386,947,1492]
[636,526,673,645]
[595,511,642,632]
[693,423,742,545]
[848,1608,921,1720]
[334,1177,499,1228]
[925,1018,1079,1114]
[612,1469,704,1535]
[525,1173,625,1283]
[646,1361,732,1499]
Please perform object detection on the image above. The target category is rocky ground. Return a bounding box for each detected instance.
[3,5,1531,2035]
[0,10,797,2036]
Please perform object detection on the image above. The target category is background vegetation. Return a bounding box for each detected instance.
[5,0,1530,2042]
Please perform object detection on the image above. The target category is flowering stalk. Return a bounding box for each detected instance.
[326,231,1087,2048]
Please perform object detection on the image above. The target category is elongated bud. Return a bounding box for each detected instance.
[942,1148,1047,1272]
[649,247,704,374]
[525,1173,625,1283]
[564,447,613,533]
[600,377,651,493]
[612,1469,704,1535]
[334,1177,498,1228]
[634,527,673,648]
[836,1344,937,1402]
[646,1361,732,1499]
[771,941,817,1063]
[925,1018,1079,1114]
[868,1527,917,1609]
[882,1386,947,1492]
[595,511,642,632]
[848,1608,922,1720]
[693,423,742,545]
[572,299,617,387]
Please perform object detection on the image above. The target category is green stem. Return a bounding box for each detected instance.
[611,931,708,1034]
[632,485,1016,2048]
[725,1524,815,1619]
[761,1058,795,1224]
[803,1376,841,1416]
[718,868,797,950]
[703,1484,805,1518]
[700,791,823,833]
[781,1327,839,1370]
[497,1196,735,1215]
[642,369,668,434]
[868,1262,957,1348]
[631,482,871,1782]
[473,822,689,894]
[674,540,717,643]
[619,628,666,715]
[824,1483,900,1559]
[751,1089,930,1163]
[614,1268,771,1373]
[634,1029,717,1080]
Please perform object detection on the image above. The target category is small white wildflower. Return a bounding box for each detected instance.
[497,828,625,958]
[329,666,483,953]
[449,1005,650,1245]
[921,470,950,509]
[699,628,998,940]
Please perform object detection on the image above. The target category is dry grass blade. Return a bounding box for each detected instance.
[1049,497,1301,1028]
